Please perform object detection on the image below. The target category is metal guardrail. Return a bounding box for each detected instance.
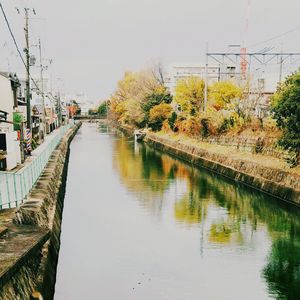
[0,122,74,209]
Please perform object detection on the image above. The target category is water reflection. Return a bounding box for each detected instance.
[112,131,300,299]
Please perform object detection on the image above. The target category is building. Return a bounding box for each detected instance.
[166,63,236,94]
[63,93,93,117]
[0,72,22,170]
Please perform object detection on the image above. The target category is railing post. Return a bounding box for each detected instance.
[5,174,11,209]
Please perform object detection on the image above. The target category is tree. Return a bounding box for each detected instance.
[109,70,161,125]
[209,81,243,110]
[149,103,172,131]
[97,101,108,117]
[272,71,300,164]
[174,77,205,115]
[141,88,172,125]
[150,59,167,85]
[123,98,145,127]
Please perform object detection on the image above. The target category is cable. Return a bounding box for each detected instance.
[248,25,300,48]
[0,2,27,68]
[0,1,44,95]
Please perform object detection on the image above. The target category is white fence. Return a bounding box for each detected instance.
[0,123,73,209]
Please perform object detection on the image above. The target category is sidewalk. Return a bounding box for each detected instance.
[0,123,73,209]
[32,128,62,157]
[13,127,66,173]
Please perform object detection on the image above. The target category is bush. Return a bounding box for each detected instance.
[272,71,300,165]
[13,112,23,131]
[217,117,235,134]
[168,112,177,132]
[149,103,172,131]
[141,92,172,125]
[200,118,210,137]
[176,116,201,136]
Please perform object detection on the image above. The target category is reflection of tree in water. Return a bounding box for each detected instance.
[112,138,174,214]
[175,191,207,225]
[113,134,300,299]
[263,235,300,300]
[175,163,300,299]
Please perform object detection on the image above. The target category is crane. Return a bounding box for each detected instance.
[241,0,252,80]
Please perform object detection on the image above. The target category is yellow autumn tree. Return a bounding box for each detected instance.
[174,76,205,115]
[149,103,172,131]
[110,70,161,126]
[209,81,242,110]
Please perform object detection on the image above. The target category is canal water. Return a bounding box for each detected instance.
[54,123,300,300]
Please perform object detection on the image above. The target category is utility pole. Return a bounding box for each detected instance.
[204,42,208,112]
[279,45,283,83]
[38,37,46,138]
[24,8,31,131]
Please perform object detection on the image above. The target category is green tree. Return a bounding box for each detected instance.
[97,101,108,116]
[272,71,300,164]
[141,89,172,126]
[168,112,178,132]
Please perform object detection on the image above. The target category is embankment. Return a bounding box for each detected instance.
[0,122,81,300]
[145,133,300,206]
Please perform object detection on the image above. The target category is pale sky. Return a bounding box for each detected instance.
[1,0,300,102]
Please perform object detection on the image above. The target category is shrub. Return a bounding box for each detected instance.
[217,117,235,134]
[200,118,210,137]
[271,71,300,165]
[168,112,178,132]
[176,116,201,136]
[149,103,172,131]
[13,112,23,131]
[141,91,172,125]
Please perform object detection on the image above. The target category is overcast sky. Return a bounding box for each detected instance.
[1,0,300,102]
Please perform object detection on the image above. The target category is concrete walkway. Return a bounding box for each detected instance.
[11,127,64,173]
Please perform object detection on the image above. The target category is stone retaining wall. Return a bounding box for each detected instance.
[146,133,300,206]
[200,136,285,159]
[0,122,81,300]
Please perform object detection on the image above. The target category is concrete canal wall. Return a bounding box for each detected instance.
[145,133,300,206]
[0,122,81,300]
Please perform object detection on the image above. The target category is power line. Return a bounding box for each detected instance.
[0,2,27,69]
[248,25,300,48]
[0,1,44,95]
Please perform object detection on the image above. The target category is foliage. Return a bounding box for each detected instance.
[149,103,172,131]
[200,118,210,137]
[141,89,173,125]
[97,101,108,116]
[31,137,38,150]
[217,116,235,134]
[168,112,178,132]
[13,112,23,131]
[109,70,162,126]
[209,81,243,110]
[176,116,201,136]
[88,109,98,115]
[271,71,300,164]
[124,99,145,127]
[174,77,205,114]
